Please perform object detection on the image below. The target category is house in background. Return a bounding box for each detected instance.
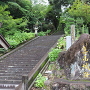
[0,34,10,50]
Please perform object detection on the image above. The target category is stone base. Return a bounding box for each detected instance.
[51,77,90,90]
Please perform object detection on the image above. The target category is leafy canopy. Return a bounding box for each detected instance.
[68,0,90,23]
[0,5,28,36]
[46,0,75,29]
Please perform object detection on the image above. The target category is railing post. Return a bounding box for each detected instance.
[22,74,28,90]
[71,25,75,44]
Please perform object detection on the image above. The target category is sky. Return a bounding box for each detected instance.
[31,0,49,5]
[41,0,49,5]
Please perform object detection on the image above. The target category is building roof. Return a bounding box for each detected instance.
[0,34,10,50]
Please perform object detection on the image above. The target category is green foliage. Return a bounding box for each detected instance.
[0,5,28,36]
[34,73,46,88]
[82,25,89,34]
[57,37,66,49]
[62,16,75,35]
[59,13,88,36]
[38,30,51,36]
[68,0,90,23]
[0,0,53,33]
[62,0,90,36]
[48,37,65,62]
[0,48,7,54]
[32,4,52,21]
[38,31,46,36]
[7,1,32,19]
[7,0,52,30]
[0,1,6,5]
[7,2,26,18]
[7,0,34,29]
[15,0,32,10]
[32,4,52,31]
[75,17,84,25]
[75,18,89,37]
[49,48,61,62]
[5,31,35,48]
[45,30,51,34]
[46,0,74,30]
[5,38,20,48]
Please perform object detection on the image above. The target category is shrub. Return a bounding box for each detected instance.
[48,48,61,62]
[38,30,51,36]
[45,30,51,35]
[0,5,28,36]
[38,31,46,36]
[5,31,35,48]
[0,48,7,54]
[5,37,20,48]
[34,73,46,88]
[57,37,66,49]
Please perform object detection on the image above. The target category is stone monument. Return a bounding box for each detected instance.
[52,33,90,89]
[58,33,90,80]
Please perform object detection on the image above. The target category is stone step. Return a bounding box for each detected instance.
[0,79,21,84]
[0,76,21,80]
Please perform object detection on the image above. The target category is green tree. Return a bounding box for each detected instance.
[68,0,90,33]
[0,5,28,36]
[31,3,53,31]
[7,0,32,19]
[6,0,34,29]
[81,0,90,3]
[6,0,51,30]
[68,0,90,23]
[0,0,55,32]
[0,0,33,30]
[32,4,52,22]
[46,0,75,30]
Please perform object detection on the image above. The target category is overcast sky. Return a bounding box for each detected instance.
[42,0,49,5]
[32,0,49,5]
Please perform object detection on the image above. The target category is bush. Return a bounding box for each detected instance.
[38,31,46,36]
[5,37,20,48]
[45,30,51,35]
[34,73,46,88]
[57,37,66,49]
[0,5,28,36]
[38,30,51,36]
[48,48,61,62]
[0,48,7,54]
[5,31,35,48]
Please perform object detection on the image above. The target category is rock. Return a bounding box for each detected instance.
[44,80,52,86]
[70,84,86,90]
[58,33,90,80]
[51,83,60,90]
